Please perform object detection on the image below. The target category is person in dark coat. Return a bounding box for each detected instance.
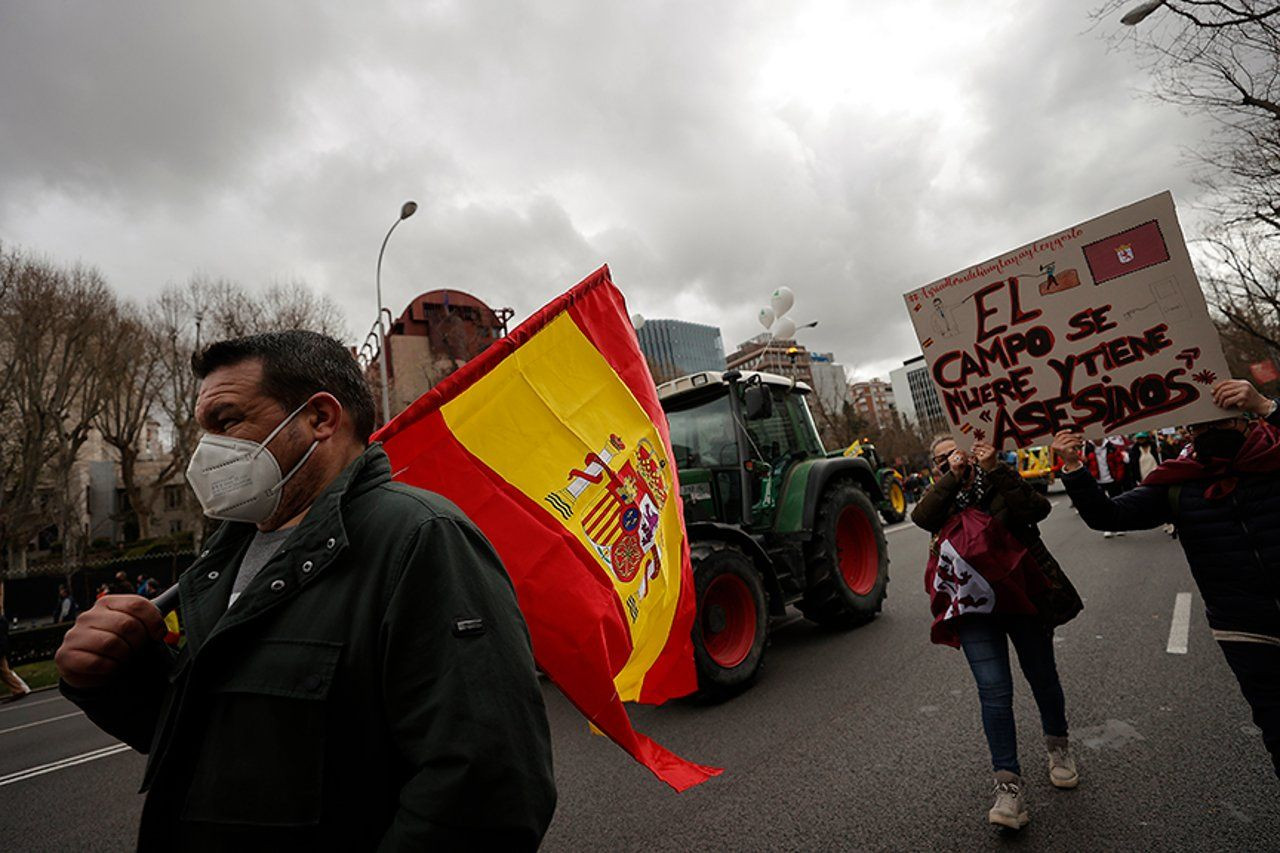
[912,436,1084,830]
[52,583,80,624]
[1126,432,1162,486]
[1160,429,1189,464]
[1054,378,1280,779]
[55,331,556,850]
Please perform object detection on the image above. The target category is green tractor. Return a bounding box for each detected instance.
[658,369,891,696]
[841,439,909,524]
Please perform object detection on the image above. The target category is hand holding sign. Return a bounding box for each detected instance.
[1051,430,1085,472]
[971,441,999,472]
[1212,379,1271,417]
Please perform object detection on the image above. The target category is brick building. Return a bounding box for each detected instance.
[849,378,898,431]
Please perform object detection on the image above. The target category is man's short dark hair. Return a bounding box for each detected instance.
[192,330,377,444]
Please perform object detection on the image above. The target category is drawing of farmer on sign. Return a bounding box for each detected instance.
[931,297,960,338]
[1037,262,1081,295]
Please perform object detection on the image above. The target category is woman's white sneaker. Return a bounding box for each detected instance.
[1048,744,1079,789]
[988,772,1030,830]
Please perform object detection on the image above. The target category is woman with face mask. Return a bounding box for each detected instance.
[1054,379,1280,781]
[911,435,1084,831]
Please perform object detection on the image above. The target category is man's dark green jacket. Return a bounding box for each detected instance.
[63,445,557,851]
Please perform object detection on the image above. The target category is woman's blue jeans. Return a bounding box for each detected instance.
[956,614,1069,776]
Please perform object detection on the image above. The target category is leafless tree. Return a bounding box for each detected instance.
[145,277,217,544]
[0,249,117,576]
[1097,1,1280,231]
[868,418,931,469]
[1201,226,1280,352]
[811,399,869,452]
[94,305,178,541]
[259,279,349,338]
[204,277,348,340]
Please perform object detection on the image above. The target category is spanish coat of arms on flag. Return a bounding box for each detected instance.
[374,266,721,791]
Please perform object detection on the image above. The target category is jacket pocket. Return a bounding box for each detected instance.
[180,638,343,827]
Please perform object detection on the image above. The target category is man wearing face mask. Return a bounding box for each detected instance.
[1052,378,1280,779]
[54,331,556,850]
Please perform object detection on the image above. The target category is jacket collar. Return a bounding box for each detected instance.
[179,443,392,652]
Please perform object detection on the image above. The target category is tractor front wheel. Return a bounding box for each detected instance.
[800,481,890,628]
[691,542,768,698]
[879,475,907,524]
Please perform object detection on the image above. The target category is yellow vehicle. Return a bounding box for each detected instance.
[841,439,908,523]
[1016,445,1055,494]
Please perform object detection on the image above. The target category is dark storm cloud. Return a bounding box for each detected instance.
[0,3,342,206]
[0,1,1209,379]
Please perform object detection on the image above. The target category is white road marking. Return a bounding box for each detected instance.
[0,695,65,714]
[0,743,132,787]
[1167,592,1192,655]
[884,521,914,535]
[0,710,84,736]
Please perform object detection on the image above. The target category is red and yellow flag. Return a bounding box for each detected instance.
[374,266,721,791]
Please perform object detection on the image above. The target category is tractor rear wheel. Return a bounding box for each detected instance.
[691,542,768,698]
[800,480,889,628]
[879,475,907,524]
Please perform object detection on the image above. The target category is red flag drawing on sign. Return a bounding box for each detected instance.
[1082,220,1170,285]
[1250,359,1280,385]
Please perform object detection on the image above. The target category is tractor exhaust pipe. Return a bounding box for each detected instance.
[723,369,753,526]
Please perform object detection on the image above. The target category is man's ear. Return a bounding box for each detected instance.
[307,392,345,440]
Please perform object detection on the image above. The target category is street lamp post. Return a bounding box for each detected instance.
[1120,0,1164,25]
[375,200,418,425]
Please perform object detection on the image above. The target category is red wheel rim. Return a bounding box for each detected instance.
[836,505,878,596]
[701,574,756,668]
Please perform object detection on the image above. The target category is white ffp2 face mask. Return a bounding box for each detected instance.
[185,399,320,524]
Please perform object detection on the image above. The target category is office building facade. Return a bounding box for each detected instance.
[890,355,948,437]
[638,319,726,384]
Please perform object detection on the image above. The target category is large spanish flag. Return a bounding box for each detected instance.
[374,266,721,791]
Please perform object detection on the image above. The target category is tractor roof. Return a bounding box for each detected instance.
[656,370,812,404]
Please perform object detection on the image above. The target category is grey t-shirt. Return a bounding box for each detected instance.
[227,527,294,609]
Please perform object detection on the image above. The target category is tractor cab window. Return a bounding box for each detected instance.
[665,393,739,469]
[743,386,822,465]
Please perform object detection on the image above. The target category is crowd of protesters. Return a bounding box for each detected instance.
[912,377,1280,831]
[89,571,162,604]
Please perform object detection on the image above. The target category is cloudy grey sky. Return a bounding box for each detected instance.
[0,0,1210,380]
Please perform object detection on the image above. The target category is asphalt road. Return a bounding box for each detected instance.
[2,491,1277,851]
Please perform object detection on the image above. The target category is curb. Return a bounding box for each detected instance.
[3,684,60,703]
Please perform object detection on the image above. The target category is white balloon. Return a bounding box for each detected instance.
[631,313,646,330]
[770,286,795,318]
[757,306,775,329]
[772,316,797,340]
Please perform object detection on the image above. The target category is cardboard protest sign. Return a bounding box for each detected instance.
[903,192,1230,449]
